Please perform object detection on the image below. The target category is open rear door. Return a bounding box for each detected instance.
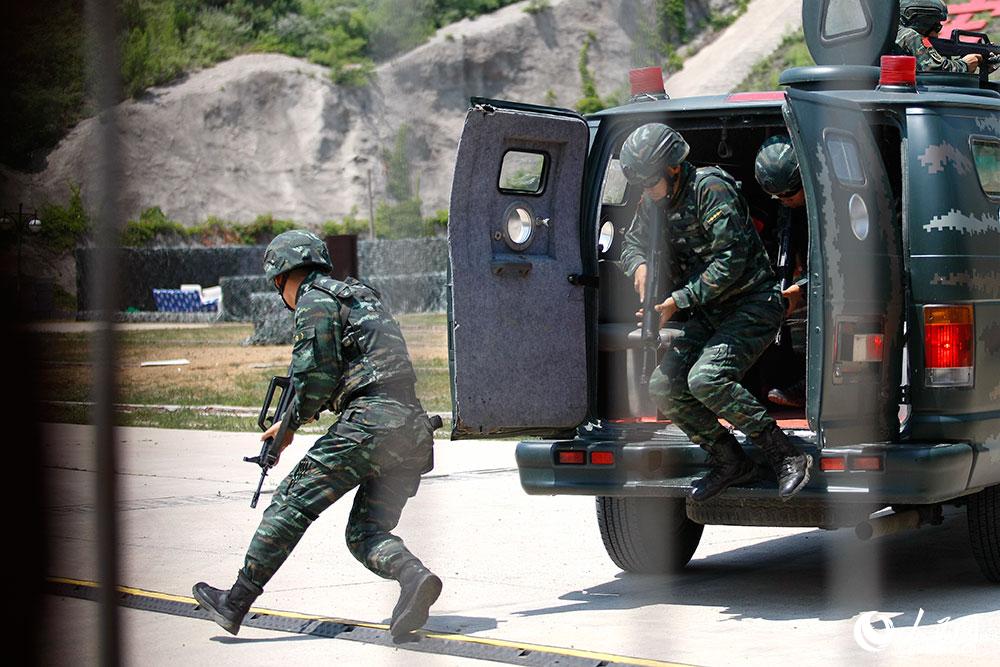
[448,101,590,439]
[784,89,904,446]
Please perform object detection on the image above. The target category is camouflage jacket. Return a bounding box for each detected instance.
[894,27,970,73]
[620,163,777,319]
[285,272,417,430]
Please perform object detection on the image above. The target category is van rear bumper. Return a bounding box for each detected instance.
[515,436,976,506]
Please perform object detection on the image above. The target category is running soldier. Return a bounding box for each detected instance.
[619,123,811,502]
[894,0,982,73]
[193,230,441,641]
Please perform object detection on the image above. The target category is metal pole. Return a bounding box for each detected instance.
[367,168,376,240]
[16,203,22,299]
[85,1,123,665]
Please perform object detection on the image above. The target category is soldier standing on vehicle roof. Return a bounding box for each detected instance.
[193,230,441,641]
[894,0,982,73]
[754,135,808,409]
[619,123,811,502]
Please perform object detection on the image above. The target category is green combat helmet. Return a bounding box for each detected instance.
[899,0,948,35]
[263,230,334,281]
[754,135,801,198]
[620,123,690,188]
[263,230,333,308]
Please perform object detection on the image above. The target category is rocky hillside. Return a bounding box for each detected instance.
[2,0,800,228]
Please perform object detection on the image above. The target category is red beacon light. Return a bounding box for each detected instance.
[629,67,669,102]
[879,55,917,90]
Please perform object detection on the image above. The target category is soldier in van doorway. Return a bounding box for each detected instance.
[753,135,809,408]
[619,123,811,502]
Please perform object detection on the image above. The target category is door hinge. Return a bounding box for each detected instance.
[568,274,599,288]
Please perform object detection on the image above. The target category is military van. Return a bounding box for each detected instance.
[446,1,1000,583]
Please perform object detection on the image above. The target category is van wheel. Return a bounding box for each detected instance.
[968,484,1000,583]
[596,496,703,574]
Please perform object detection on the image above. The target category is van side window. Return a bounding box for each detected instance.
[600,158,628,206]
[826,133,866,185]
[498,150,547,194]
[971,139,1000,197]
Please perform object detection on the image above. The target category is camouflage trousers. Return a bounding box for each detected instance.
[649,291,784,447]
[241,397,435,590]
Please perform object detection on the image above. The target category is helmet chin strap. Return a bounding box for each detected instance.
[276,274,294,311]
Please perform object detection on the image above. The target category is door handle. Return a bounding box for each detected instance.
[490,260,532,277]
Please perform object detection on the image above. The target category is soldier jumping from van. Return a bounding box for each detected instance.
[193,230,441,641]
[619,123,811,502]
[894,0,982,73]
[754,135,808,409]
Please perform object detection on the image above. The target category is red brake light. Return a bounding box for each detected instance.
[924,305,974,387]
[590,452,615,466]
[557,451,585,465]
[821,457,846,472]
[850,456,884,472]
[925,306,973,368]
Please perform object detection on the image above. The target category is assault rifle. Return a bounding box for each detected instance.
[774,208,794,346]
[245,371,295,509]
[929,30,1000,85]
[640,202,666,387]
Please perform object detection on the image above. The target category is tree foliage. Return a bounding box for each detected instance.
[2,0,522,170]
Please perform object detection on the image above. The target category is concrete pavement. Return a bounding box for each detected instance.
[42,423,1000,666]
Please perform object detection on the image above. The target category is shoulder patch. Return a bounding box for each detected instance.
[293,326,316,344]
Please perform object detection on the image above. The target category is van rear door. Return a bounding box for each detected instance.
[447,100,590,439]
[784,89,905,446]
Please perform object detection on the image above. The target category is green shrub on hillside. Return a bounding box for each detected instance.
[3,0,524,171]
[734,30,814,92]
[37,185,91,252]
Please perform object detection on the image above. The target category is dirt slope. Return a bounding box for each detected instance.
[2,0,800,227]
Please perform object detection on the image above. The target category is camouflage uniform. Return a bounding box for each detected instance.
[242,271,435,589]
[894,26,970,72]
[620,162,784,445]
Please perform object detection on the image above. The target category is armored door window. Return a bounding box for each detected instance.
[499,150,547,194]
[822,0,871,42]
[826,132,866,186]
[600,158,628,206]
[971,139,1000,197]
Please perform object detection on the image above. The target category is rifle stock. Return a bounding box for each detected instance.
[245,372,295,509]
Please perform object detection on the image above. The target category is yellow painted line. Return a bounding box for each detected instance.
[48,576,696,667]
[48,577,388,631]
[421,631,691,667]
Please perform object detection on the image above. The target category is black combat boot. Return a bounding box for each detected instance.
[390,560,442,641]
[689,433,759,503]
[192,573,262,635]
[757,422,812,501]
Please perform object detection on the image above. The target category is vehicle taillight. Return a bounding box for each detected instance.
[557,451,585,465]
[590,451,615,466]
[924,305,974,387]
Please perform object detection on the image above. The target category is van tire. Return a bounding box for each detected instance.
[596,496,703,574]
[968,484,1000,583]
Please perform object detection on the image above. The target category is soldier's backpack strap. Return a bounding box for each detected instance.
[693,166,748,229]
[305,278,353,335]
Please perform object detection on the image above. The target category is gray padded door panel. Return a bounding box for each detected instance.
[448,104,589,438]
